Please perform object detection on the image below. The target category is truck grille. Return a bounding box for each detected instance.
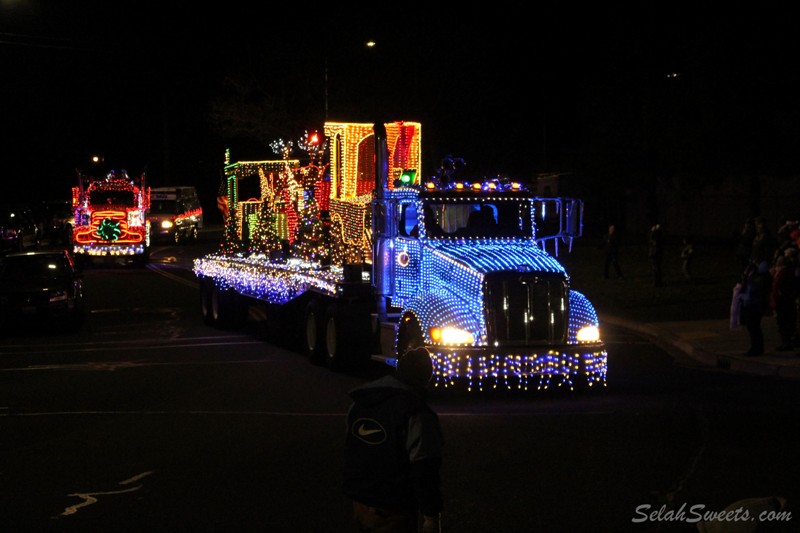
[484,272,568,346]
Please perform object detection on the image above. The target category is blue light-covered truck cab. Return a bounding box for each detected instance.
[372,124,606,390]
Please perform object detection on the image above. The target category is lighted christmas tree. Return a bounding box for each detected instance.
[218,178,244,255]
[249,203,282,256]
[293,197,328,263]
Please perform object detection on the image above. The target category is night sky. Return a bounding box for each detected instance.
[3,2,799,210]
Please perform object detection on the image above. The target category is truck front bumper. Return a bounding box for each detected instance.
[73,243,147,256]
[427,343,607,391]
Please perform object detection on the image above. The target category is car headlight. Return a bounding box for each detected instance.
[576,325,600,342]
[430,326,475,345]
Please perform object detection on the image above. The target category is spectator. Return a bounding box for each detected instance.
[775,217,799,262]
[648,223,664,287]
[771,254,798,351]
[736,217,756,269]
[740,256,773,357]
[601,224,624,280]
[786,247,800,346]
[680,237,694,280]
[776,216,799,247]
[343,347,444,533]
[751,216,776,265]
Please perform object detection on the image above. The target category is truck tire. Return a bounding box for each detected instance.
[303,300,326,365]
[323,305,371,371]
[132,249,150,268]
[323,307,347,370]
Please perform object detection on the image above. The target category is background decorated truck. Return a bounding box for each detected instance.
[72,169,150,266]
[194,121,607,391]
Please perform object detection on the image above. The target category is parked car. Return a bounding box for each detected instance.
[0,204,40,251]
[33,199,74,246]
[0,249,85,331]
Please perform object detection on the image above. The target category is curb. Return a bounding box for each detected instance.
[599,314,800,382]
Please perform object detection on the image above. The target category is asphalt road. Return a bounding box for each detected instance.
[1,232,798,532]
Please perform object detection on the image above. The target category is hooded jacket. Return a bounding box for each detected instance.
[343,374,444,516]
[741,259,772,313]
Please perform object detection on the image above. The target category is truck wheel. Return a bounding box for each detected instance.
[303,300,326,365]
[173,230,182,245]
[132,249,150,268]
[323,305,371,371]
[323,307,345,370]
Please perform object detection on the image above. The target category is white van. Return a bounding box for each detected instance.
[148,186,203,244]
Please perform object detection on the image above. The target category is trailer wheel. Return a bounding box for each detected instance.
[303,300,326,365]
[201,280,243,329]
[200,278,218,326]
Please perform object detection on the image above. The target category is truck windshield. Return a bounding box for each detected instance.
[89,190,135,207]
[150,200,178,214]
[422,200,533,239]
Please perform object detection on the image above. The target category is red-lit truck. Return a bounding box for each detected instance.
[72,169,150,266]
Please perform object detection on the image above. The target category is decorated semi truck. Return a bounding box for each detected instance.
[194,121,607,391]
[72,169,151,265]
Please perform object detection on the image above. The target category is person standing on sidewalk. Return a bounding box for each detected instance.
[770,254,798,351]
[680,236,694,280]
[648,223,664,287]
[751,216,776,265]
[740,255,773,357]
[601,224,624,280]
[736,217,756,269]
[343,347,444,533]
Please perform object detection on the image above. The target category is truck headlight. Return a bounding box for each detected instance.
[576,325,600,342]
[161,220,174,229]
[430,327,474,345]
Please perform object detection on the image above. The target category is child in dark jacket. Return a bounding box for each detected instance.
[344,348,444,533]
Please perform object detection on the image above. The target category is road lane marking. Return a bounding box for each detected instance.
[57,471,154,517]
[147,264,198,288]
[3,409,614,418]
[0,357,288,372]
[0,339,264,356]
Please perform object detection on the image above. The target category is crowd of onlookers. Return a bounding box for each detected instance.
[736,215,800,356]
